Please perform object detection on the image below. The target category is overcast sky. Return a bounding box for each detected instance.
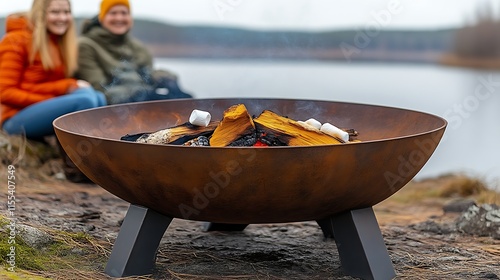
[1,0,498,31]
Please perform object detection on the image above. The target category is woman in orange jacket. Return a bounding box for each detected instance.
[0,0,106,140]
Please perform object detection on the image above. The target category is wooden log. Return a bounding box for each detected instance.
[121,104,355,147]
[254,110,343,146]
[209,104,256,147]
[124,121,219,145]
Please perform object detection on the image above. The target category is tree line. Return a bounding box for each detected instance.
[453,2,500,58]
[1,17,454,61]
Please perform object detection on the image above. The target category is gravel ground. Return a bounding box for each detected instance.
[2,169,499,280]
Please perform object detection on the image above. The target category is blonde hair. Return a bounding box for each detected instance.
[28,0,77,77]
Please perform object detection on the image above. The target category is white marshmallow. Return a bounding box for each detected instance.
[189,109,211,127]
[320,123,349,142]
[304,118,322,129]
[297,121,318,131]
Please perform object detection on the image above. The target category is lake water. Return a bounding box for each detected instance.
[155,58,500,190]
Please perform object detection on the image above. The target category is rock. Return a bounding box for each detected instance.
[443,198,477,213]
[436,256,470,261]
[480,272,499,279]
[84,210,101,217]
[71,248,85,255]
[78,210,101,220]
[16,224,54,249]
[456,204,500,239]
[412,220,457,234]
[54,172,66,180]
[85,225,96,232]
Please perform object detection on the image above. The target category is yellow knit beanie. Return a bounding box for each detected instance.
[99,0,130,21]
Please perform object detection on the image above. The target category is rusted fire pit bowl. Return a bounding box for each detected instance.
[53,98,446,224]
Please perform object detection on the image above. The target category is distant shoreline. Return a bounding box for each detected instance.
[147,43,444,64]
[4,16,497,69]
[151,47,500,70]
[440,53,500,70]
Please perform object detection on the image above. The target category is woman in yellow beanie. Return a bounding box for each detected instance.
[99,0,130,21]
[76,0,192,104]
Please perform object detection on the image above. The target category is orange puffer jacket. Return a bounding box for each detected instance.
[0,14,77,124]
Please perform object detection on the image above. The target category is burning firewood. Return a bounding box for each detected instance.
[183,136,210,146]
[343,128,359,140]
[121,121,219,145]
[254,110,343,146]
[209,104,256,147]
[121,103,359,146]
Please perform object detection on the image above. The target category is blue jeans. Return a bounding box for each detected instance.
[2,88,106,139]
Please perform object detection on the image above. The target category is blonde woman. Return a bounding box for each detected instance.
[0,0,106,140]
[0,0,107,183]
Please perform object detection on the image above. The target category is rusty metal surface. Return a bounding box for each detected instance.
[53,98,447,224]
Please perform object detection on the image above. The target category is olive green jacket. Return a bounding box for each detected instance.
[76,19,154,104]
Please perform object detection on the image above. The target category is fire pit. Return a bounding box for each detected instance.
[53,98,446,279]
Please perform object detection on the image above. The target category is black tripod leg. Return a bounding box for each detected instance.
[202,222,249,232]
[316,218,335,239]
[323,207,396,280]
[105,204,172,277]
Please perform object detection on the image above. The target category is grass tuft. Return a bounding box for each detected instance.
[391,173,500,205]
[0,216,110,277]
[438,175,489,197]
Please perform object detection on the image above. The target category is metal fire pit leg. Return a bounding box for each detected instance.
[316,219,335,238]
[322,207,396,280]
[202,222,248,232]
[105,204,172,277]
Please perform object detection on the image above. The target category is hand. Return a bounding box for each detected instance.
[76,80,91,88]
